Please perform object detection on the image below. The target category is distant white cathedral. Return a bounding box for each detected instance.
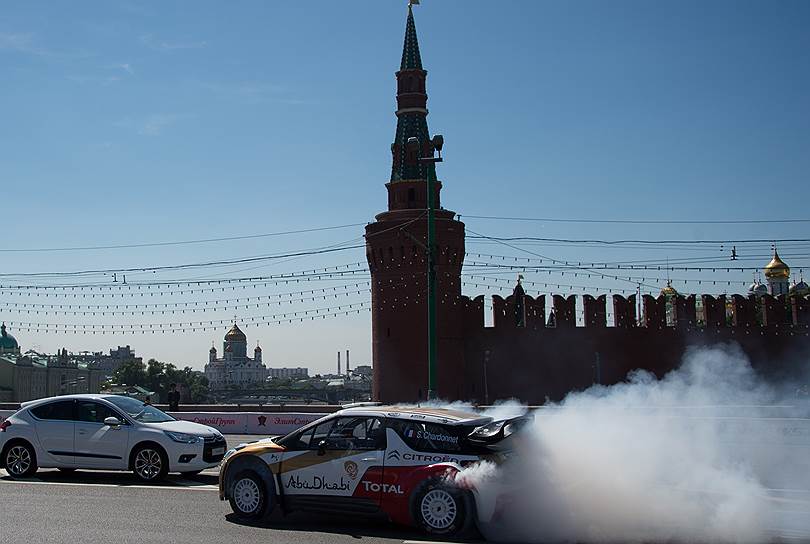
[204,324,266,390]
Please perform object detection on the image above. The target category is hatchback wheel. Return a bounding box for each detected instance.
[132,445,168,482]
[4,443,37,479]
[229,471,268,520]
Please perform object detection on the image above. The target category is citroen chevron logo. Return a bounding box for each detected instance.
[387,450,401,461]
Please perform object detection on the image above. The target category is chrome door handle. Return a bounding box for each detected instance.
[78,430,87,435]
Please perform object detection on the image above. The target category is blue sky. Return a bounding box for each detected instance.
[1,1,809,373]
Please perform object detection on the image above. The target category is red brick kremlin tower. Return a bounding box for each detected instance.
[365,5,466,402]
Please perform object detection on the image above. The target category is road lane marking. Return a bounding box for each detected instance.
[0,469,218,491]
[0,478,218,491]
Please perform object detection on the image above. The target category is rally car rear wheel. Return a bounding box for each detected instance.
[413,480,472,537]
[229,471,268,520]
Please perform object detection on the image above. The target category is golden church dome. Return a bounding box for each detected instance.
[764,250,790,280]
[224,323,247,341]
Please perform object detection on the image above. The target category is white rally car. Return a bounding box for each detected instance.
[219,404,527,537]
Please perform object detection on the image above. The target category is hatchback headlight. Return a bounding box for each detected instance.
[164,431,201,444]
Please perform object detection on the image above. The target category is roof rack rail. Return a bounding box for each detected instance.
[340,402,383,409]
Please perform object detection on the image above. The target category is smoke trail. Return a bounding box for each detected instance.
[461,344,810,543]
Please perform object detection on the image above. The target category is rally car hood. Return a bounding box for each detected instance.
[233,436,285,454]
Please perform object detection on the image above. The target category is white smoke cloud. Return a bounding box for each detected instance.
[459,343,810,543]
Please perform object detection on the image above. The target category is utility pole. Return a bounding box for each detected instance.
[411,134,444,400]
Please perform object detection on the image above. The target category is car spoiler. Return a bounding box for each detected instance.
[467,414,533,444]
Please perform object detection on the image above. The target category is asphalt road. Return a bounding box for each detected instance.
[0,468,439,544]
[3,435,809,544]
[0,435,438,544]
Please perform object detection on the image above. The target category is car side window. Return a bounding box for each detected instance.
[30,400,74,421]
[391,420,464,453]
[282,419,336,451]
[325,417,385,451]
[76,401,120,424]
[307,420,337,450]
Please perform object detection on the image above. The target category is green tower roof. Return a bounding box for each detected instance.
[400,5,423,71]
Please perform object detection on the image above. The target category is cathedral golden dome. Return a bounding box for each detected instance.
[224,323,247,341]
[764,250,790,280]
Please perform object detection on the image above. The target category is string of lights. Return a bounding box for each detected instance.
[465,271,759,287]
[0,289,370,316]
[8,305,373,335]
[462,280,657,296]
[463,260,809,274]
[0,266,370,291]
[465,251,810,267]
[4,301,371,331]
[0,282,371,310]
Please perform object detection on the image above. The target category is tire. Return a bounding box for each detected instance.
[412,479,473,537]
[3,441,38,479]
[181,470,203,477]
[228,470,269,520]
[131,444,169,482]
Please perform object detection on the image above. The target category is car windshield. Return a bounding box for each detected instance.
[105,396,175,423]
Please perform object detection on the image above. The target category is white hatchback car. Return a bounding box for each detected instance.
[0,394,226,481]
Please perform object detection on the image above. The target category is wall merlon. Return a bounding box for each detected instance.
[552,295,576,328]
[673,295,697,329]
[583,294,607,328]
[701,294,727,329]
[642,295,667,329]
[612,294,637,328]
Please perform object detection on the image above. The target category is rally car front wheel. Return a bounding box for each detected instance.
[229,470,270,520]
[412,480,474,537]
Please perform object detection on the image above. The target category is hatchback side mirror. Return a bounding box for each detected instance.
[317,440,327,456]
[104,417,122,427]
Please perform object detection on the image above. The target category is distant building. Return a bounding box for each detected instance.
[204,324,267,390]
[353,365,373,378]
[71,345,143,378]
[267,367,309,380]
[0,324,104,402]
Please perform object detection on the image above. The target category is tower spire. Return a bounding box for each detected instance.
[401,4,423,71]
[390,5,434,184]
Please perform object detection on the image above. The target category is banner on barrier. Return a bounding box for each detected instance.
[0,409,325,434]
[167,412,327,435]
[244,412,326,435]
[169,412,249,434]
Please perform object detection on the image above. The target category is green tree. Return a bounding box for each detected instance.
[111,359,147,388]
[110,358,210,403]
